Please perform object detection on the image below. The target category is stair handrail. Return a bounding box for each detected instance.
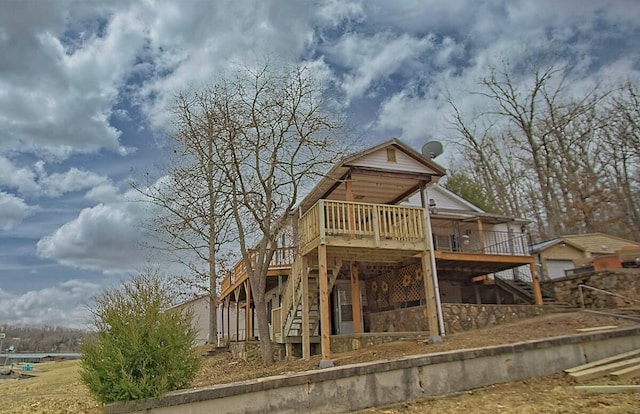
[577,284,639,309]
[280,253,303,334]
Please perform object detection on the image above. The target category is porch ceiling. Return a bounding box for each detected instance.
[326,168,430,206]
[435,255,533,279]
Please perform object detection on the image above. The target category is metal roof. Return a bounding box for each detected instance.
[531,233,640,254]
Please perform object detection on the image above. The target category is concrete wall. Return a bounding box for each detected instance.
[544,269,640,308]
[106,326,640,414]
[368,304,549,334]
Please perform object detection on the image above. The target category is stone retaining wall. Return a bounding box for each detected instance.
[543,269,640,308]
[106,327,640,414]
[368,303,548,334]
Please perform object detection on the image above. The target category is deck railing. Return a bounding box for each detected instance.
[220,246,296,295]
[431,226,530,256]
[300,200,426,248]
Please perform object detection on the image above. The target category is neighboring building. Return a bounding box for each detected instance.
[170,295,211,346]
[217,138,544,363]
[531,233,640,280]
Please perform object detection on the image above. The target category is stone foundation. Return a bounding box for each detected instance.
[229,341,285,361]
[368,303,549,334]
[543,269,640,308]
[330,332,428,354]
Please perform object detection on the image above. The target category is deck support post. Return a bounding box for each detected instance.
[318,244,333,366]
[421,185,445,336]
[474,283,482,304]
[351,262,362,333]
[302,255,311,360]
[530,262,544,305]
[421,251,440,336]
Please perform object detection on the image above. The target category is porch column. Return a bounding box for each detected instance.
[225,296,231,341]
[345,174,355,237]
[302,255,310,360]
[244,280,252,340]
[350,262,362,333]
[530,262,544,305]
[233,287,240,341]
[219,303,224,345]
[477,219,486,253]
[318,244,333,366]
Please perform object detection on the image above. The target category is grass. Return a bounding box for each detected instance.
[0,360,99,414]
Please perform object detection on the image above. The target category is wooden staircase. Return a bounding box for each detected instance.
[493,277,555,304]
[277,255,342,342]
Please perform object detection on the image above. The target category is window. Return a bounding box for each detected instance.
[386,148,397,162]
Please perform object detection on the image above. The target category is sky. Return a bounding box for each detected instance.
[1,0,639,329]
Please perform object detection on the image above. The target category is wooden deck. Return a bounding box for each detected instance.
[220,200,538,301]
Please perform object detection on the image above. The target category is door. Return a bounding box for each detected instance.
[333,281,365,334]
[333,282,353,334]
[545,259,575,279]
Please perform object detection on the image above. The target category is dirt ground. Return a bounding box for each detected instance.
[193,311,640,386]
[2,310,639,413]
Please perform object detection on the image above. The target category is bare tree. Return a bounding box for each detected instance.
[133,98,236,344]
[448,61,639,241]
[172,60,348,364]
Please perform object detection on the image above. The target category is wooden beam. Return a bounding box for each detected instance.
[575,326,618,333]
[351,262,362,333]
[565,349,640,374]
[434,250,536,265]
[575,385,640,393]
[421,251,439,335]
[318,244,332,362]
[568,356,640,382]
[610,364,640,381]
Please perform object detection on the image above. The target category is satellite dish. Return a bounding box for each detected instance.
[421,141,443,159]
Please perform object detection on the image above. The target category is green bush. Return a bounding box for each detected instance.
[80,272,201,404]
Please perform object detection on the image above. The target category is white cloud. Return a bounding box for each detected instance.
[0,1,139,158]
[0,156,39,195]
[0,280,100,329]
[334,32,435,102]
[0,156,111,198]
[0,192,34,230]
[39,167,111,198]
[36,190,151,273]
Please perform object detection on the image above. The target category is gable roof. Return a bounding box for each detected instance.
[297,138,446,214]
[405,184,530,225]
[531,233,640,254]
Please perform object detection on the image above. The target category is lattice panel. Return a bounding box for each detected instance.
[366,263,424,311]
[390,263,424,303]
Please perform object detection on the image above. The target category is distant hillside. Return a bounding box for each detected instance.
[0,324,87,353]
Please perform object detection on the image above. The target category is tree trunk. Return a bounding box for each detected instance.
[253,294,273,364]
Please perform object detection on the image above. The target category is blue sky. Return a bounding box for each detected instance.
[1,0,639,329]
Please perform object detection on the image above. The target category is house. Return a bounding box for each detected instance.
[218,138,543,363]
[531,233,640,280]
